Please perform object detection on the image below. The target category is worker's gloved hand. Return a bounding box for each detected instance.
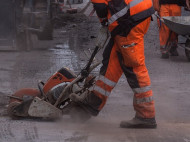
[95,26,110,49]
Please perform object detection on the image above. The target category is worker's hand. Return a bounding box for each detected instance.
[95,26,110,49]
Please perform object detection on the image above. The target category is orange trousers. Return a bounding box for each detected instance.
[158,4,181,49]
[93,17,155,119]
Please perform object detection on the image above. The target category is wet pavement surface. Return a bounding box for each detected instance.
[0,11,190,142]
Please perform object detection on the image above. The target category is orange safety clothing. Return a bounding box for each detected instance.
[93,17,155,118]
[87,0,156,119]
[91,0,155,34]
[89,0,156,119]
[158,4,181,50]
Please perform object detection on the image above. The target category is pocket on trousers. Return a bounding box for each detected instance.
[121,43,144,67]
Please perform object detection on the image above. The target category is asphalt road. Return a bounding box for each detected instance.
[0,11,190,142]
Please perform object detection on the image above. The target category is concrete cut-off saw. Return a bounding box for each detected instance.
[7,46,100,121]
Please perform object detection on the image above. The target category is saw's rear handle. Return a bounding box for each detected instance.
[54,46,101,107]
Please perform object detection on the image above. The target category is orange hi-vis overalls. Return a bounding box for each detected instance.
[158,4,181,49]
[90,0,156,119]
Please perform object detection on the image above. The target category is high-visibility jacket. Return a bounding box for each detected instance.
[91,0,155,33]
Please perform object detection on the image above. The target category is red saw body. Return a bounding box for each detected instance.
[8,67,77,119]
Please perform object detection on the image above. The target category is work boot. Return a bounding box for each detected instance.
[120,117,157,129]
[169,46,179,56]
[69,91,102,116]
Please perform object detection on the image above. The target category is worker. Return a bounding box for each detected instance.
[153,0,190,58]
[69,0,157,128]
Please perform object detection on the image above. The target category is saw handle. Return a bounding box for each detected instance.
[80,46,99,78]
[38,81,47,100]
[54,46,100,107]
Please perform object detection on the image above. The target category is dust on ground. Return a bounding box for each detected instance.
[0,10,190,142]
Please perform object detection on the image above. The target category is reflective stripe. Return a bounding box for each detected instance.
[98,75,116,87]
[129,0,143,7]
[132,86,151,94]
[121,43,137,48]
[94,86,111,97]
[108,6,129,25]
[108,0,143,25]
[134,96,153,104]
